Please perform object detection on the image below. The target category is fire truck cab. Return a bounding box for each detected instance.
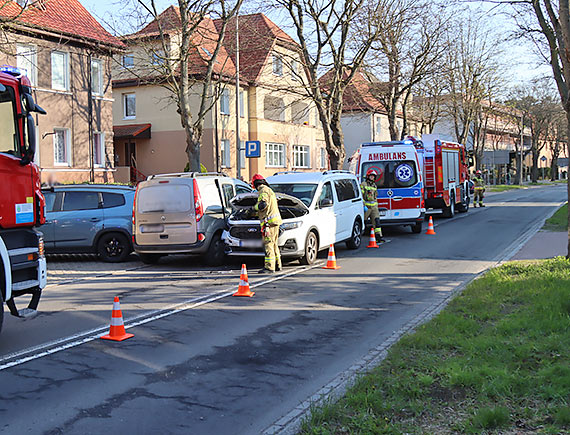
[353,139,425,233]
[0,66,47,335]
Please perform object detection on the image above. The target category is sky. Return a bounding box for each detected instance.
[81,0,551,88]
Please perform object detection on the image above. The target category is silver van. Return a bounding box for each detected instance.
[133,172,252,265]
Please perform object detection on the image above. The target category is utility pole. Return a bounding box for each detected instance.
[519,112,524,185]
[235,14,241,179]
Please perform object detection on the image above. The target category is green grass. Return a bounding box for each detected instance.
[543,203,568,232]
[300,258,570,434]
[488,184,526,192]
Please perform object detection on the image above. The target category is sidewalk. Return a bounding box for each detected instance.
[512,230,567,260]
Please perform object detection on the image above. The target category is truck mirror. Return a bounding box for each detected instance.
[20,113,36,166]
[0,83,5,92]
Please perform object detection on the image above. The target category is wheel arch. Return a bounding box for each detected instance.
[0,235,11,301]
[93,228,132,251]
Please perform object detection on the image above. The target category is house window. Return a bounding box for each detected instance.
[53,128,70,165]
[264,96,285,121]
[51,51,69,91]
[292,101,309,125]
[91,59,103,96]
[240,140,245,169]
[293,145,310,168]
[93,132,104,167]
[123,93,136,119]
[376,116,382,136]
[122,54,134,68]
[16,44,37,86]
[221,139,231,168]
[265,142,285,167]
[272,54,283,76]
[151,50,165,66]
[291,59,298,80]
[239,90,245,118]
[220,88,230,115]
[320,148,327,169]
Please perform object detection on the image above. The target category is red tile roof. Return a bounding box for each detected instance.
[214,13,299,84]
[1,0,124,49]
[320,69,388,114]
[113,123,151,139]
[124,6,235,77]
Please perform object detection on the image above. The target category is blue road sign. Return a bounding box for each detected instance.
[245,140,261,158]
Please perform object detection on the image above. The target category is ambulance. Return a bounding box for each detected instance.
[352,139,425,233]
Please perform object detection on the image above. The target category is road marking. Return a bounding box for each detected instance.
[0,262,324,371]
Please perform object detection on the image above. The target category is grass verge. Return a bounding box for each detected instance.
[543,203,568,232]
[300,258,570,434]
[487,184,526,192]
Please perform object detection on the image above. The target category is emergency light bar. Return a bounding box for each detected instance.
[0,65,25,77]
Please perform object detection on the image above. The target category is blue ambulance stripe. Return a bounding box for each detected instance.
[376,184,423,199]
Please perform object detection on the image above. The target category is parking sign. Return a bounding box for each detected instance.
[245,141,261,158]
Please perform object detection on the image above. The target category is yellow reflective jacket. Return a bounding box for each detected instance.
[360,180,378,207]
[254,184,282,227]
[473,176,485,190]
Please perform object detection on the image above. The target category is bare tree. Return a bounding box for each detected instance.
[411,73,446,135]
[119,0,243,172]
[547,110,567,180]
[0,0,31,55]
[365,0,448,140]
[273,0,384,169]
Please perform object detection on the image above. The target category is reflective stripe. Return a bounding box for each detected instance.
[374,228,382,233]
[110,317,124,326]
[239,279,248,286]
[113,302,120,311]
[364,202,377,207]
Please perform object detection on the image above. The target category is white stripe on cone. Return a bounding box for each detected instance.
[110,317,124,326]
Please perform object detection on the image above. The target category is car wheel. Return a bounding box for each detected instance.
[97,232,130,263]
[205,232,225,266]
[411,221,422,233]
[443,194,455,218]
[300,231,318,265]
[138,253,162,264]
[346,219,362,249]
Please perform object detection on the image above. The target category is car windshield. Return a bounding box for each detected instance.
[270,183,317,206]
[361,160,418,188]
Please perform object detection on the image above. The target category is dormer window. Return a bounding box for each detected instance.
[272,54,283,76]
[122,54,134,68]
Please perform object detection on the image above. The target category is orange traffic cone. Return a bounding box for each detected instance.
[425,216,436,235]
[101,296,134,341]
[323,244,341,269]
[233,264,255,297]
[366,228,380,248]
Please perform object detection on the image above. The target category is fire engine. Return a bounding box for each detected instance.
[0,66,47,335]
[419,134,471,217]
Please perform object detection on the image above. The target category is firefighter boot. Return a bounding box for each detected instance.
[374,218,386,243]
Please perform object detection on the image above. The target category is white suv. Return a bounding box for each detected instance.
[223,171,364,265]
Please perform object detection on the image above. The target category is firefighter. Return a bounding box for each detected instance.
[361,169,385,243]
[252,174,283,273]
[473,170,485,207]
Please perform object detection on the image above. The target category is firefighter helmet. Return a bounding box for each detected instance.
[475,170,482,176]
[366,169,379,180]
[251,173,265,186]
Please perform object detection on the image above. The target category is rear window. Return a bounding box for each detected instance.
[62,191,100,211]
[361,160,417,188]
[102,192,126,208]
[43,192,57,212]
[137,184,192,213]
[333,179,359,202]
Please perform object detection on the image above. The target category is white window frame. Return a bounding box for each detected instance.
[122,54,134,68]
[17,44,37,86]
[291,59,298,80]
[151,50,165,66]
[320,148,327,169]
[221,139,231,168]
[239,90,245,118]
[240,140,245,169]
[53,128,71,166]
[93,132,105,167]
[272,54,283,76]
[123,93,136,119]
[220,88,230,115]
[265,142,285,168]
[91,58,103,96]
[375,116,382,136]
[50,51,69,91]
[292,145,310,169]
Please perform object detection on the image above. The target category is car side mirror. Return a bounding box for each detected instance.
[206,205,224,214]
[319,198,333,208]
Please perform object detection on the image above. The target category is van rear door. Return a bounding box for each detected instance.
[135,180,197,246]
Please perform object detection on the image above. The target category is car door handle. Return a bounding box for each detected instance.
[392,197,403,201]
[90,218,101,222]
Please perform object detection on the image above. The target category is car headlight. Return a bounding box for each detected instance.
[280,221,302,231]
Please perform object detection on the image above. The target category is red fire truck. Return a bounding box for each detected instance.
[0,66,47,335]
[419,134,472,217]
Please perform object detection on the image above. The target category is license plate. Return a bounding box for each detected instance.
[239,239,263,248]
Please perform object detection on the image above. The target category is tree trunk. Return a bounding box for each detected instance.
[185,126,202,172]
[551,158,558,181]
[566,111,570,259]
[531,152,539,182]
[328,114,346,169]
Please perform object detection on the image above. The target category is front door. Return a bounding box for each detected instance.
[312,182,336,248]
[125,142,136,182]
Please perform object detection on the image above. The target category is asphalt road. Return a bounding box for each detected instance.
[0,185,565,435]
